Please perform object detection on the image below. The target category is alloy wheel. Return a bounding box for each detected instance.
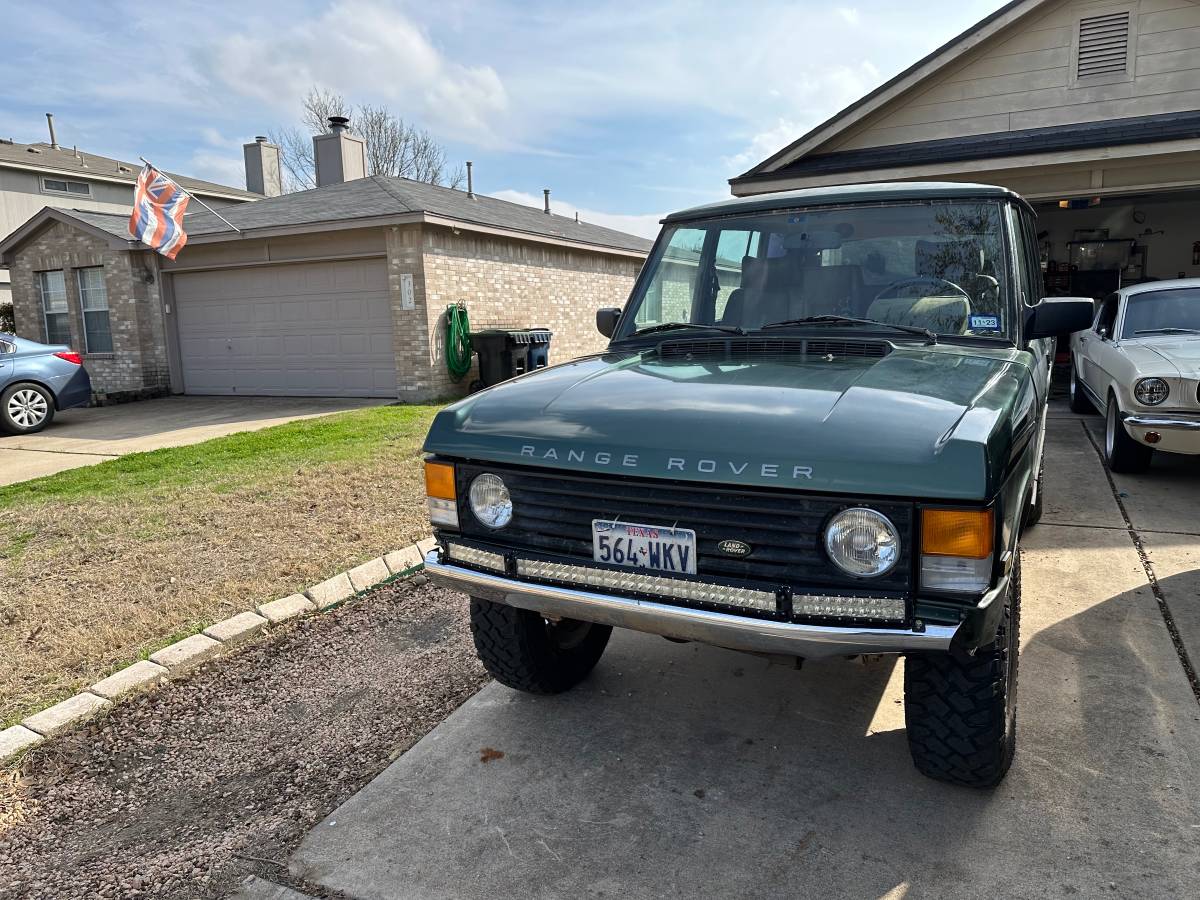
[7,388,49,429]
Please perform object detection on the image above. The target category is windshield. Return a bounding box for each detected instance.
[617,201,1013,340]
[1121,288,1200,338]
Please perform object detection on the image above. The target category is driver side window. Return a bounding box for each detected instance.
[1095,294,1119,337]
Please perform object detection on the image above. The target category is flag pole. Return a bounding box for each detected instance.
[138,157,243,235]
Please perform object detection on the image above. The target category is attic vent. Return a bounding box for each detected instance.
[657,337,891,362]
[1077,11,1131,78]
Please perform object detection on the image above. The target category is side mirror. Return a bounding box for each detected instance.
[596,307,622,338]
[1025,297,1095,340]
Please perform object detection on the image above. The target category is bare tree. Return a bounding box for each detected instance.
[270,87,463,193]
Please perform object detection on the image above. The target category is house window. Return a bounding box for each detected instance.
[37,270,71,345]
[1076,11,1132,80]
[76,267,113,353]
[41,177,93,197]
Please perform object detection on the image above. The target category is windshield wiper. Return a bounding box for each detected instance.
[627,322,746,338]
[758,314,936,344]
[1134,327,1200,335]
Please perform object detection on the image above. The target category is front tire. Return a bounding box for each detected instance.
[1,383,55,435]
[1067,357,1093,414]
[469,598,612,694]
[905,555,1021,788]
[1105,395,1153,473]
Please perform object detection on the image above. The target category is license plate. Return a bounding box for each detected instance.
[592,520,697,575]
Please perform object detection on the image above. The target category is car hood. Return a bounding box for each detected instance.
[424,343,1034,500]
[1135,336,1200,378]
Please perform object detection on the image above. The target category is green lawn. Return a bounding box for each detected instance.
[0,404,441,727]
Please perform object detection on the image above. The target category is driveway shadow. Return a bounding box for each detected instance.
[294,575,1200,899]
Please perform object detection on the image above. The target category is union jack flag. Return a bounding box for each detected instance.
[128,164,190,260]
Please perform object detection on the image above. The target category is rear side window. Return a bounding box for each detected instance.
[0,340,14,354]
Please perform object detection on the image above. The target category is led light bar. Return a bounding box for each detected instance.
[445,542,506,572]
[514,558,777,613]
[792,594,906,622]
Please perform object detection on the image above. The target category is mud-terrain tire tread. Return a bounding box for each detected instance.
[470,597,612,694]
[905,556,1020,788]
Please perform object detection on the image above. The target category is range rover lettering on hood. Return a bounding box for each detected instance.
[519,444,814,480]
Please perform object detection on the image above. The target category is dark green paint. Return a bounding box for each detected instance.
[424,342,1035,501]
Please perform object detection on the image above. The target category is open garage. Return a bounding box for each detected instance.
[171,259,397,398]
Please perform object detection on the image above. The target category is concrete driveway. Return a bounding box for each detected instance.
[285,400,1200,899]
[0,396,389,487]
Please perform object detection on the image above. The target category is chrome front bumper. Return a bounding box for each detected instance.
[424,550,960,659]
[1124,413,1200,430]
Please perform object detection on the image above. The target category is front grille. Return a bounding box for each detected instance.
[657,337,891,362]
[453,463,914,599]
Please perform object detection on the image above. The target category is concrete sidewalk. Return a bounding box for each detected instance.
[0,396,387,486]
[291,414,1200,899]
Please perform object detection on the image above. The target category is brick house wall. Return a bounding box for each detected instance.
[8,221,169,400]
[417,226,644,398]
[7,217,645,404]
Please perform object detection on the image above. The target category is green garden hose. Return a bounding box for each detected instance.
[445,303,473,381]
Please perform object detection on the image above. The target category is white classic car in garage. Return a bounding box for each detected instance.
[1069,279,1200,472]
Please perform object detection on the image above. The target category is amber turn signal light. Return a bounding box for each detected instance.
[424,461,457,500]
[922,508,994,559]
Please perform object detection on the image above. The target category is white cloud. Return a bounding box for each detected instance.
[489,189,663,240]
[186,151,246,190]
[208,0,509,146]
[837,7,861,26]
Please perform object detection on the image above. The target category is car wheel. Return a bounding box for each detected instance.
[905,554,1021,788]
[1067,357,1093,414]
[469,597,612,694]
[1104,395,1152,474]
[1,383,56,435]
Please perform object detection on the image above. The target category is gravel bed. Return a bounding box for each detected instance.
[0,580,486,899]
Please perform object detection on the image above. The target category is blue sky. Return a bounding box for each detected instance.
[0,0,1003,237]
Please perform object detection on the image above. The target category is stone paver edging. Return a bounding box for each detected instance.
[0,537,435,766]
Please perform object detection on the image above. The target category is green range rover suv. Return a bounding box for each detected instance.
[422,182,1093,788]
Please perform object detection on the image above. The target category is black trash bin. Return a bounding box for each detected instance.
[470,328,554,391]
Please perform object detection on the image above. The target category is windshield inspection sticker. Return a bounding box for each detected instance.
[969,314,1001,332]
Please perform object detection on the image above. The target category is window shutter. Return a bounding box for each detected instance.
[1077,11,1131,78]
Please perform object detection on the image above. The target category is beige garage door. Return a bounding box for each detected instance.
[173,259,396,397]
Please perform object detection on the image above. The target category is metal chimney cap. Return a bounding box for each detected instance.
[327,115,350,133]
[255,135,268,143]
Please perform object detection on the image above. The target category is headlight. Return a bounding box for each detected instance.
[1134,377,1169,406]
[469,473,513,529]
[823,508,900,578]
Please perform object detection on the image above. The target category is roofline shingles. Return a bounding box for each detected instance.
[732,111,1200,184]
[20,175,652,256]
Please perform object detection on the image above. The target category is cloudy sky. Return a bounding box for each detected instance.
[0,0,1002,237]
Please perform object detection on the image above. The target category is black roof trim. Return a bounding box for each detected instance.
[663,182,1029,224]
[733,111,1200,183]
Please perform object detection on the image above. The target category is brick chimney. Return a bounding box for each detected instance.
[243,136,282,197]
[313,116,367,187]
